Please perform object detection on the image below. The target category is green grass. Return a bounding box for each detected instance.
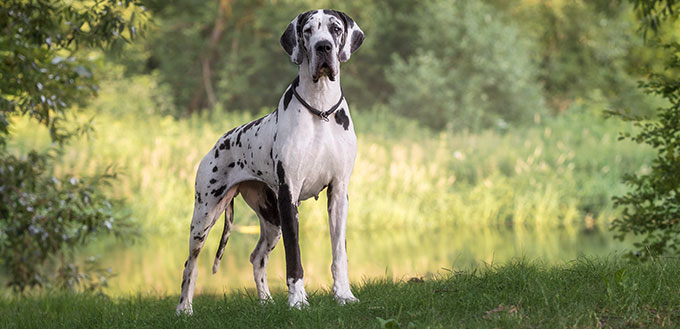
[1,257,678,328]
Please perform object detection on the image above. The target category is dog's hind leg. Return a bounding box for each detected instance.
[240,182,282,301]
[176,184,238,315]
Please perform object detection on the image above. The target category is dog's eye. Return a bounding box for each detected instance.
[303,27,312,35]
[332,26,342,35]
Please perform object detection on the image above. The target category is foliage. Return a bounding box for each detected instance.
[501,0,652,114]
[611,43,680,259]
[0,150,134,292]
[129,0,661,132]
[137,1,304,113]
[609,0,680,260]
[0,0,147,145]
[386,1,545,131]
[0,0,144,292]
[2,258,680,328]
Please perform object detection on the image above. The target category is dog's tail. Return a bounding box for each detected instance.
[212,199,234,274]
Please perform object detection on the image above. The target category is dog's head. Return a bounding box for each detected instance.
[280,9,365,83]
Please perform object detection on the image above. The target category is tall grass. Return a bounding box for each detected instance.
[7,76,652,237]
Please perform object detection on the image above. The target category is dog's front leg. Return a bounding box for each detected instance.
[276,173,308,308]
[326,182,359,304]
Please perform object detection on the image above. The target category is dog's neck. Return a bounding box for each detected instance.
[296,61,342,112]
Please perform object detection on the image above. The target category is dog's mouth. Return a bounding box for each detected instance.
[313,62,335,83]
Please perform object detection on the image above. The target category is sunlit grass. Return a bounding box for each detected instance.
[2,258,678,328]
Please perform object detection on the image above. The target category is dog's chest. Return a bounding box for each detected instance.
[276,110,357,200]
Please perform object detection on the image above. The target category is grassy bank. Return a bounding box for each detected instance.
[1,258,678,328]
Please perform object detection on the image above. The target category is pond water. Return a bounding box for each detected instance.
[99,224,632,297]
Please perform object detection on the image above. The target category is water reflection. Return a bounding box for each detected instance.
[99,224,631,296]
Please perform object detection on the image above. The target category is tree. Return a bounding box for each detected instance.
[610,0,680,260]
[386,0,545,131]
[0,0,145,292]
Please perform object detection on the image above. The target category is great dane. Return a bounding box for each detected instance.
[176,9,365,314]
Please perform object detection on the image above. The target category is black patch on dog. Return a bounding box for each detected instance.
[212,166,218,173]
[222,127,236,139]
[196,192,202,204]
[191,248,200,258]
[209,178,217,184]
[239,162,244,169]
[260,258,265,268]
[323,10,353,27]
[260,187,280,226]
[241,117,263,135]
[281,21,297,57]
[257,170,262,176]
[283,88,294,110]
[228,162,235,168]
[335,108,350,130]
[283,76,300,110]
[236,130,243,147]
[214,148,219,158]
[273,133,277,141]
[350,29,364,53]
[277,161,304,281]
[261,278,264,284]
[220,138,231,150]
[193,234,205,242]
[179,296,184,304]
[296,11,313,40]
[211,185,227,197]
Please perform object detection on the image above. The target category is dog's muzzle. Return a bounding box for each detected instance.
[313,40,336,82]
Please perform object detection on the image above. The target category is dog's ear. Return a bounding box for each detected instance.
[280,11,311,65]
[334,11,365,63]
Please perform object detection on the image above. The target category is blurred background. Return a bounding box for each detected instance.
[3,0,679,296]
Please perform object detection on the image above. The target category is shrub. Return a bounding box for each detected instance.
[386,1,545,131]
[0,151,135,292]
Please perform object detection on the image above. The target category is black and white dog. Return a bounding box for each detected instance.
[176,9,365,314]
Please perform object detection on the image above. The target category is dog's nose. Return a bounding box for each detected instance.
[315,41,332,54]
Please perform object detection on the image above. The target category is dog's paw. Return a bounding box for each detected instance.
[258,295,274,305]
[175,302,194,316]
[288,296,310,309]
[287,278,308,309]
[334,293,359,305]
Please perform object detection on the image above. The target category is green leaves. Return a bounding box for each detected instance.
[0,0,148,146]
[386,1,545,131]
[611,1,680,260]
[0,0,144,292]
[0,150,136,292]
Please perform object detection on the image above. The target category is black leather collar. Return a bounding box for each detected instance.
[292,85,344,122]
